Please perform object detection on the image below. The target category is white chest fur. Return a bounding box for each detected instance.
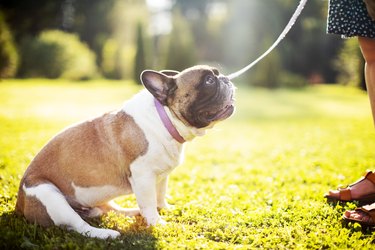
[123,90,185,179]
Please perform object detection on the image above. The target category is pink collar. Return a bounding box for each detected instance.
[154,98,185,144]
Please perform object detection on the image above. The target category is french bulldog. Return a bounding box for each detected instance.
[15,65,235,239]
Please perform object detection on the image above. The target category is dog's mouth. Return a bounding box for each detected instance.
[199,92,235,123]
[215,103,235,121]
[202,102,235,122]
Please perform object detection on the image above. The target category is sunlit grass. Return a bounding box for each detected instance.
[1,79,375,249]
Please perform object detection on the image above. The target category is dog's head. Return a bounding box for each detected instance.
[141,65,235,128]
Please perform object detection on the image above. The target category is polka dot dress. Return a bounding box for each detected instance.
[327,0,375,38]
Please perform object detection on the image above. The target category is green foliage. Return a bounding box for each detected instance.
[0,0,63,39]
[120,45,137,80]
[0,12,18,78]
[101,38,122,79]
[102,1,148,80]
[278,71,308,88]
[18,30,97,80]
[251,47,282,88]
[334,38,364,87]
[1,80,375,248]
[134,22,147,83]
[0,0,346,85]
[101,38,138,80]
[249,47,308,88]
[165,10,197,71]
[222,0,337,85]
[71,0,118,67]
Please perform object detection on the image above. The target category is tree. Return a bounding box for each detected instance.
[18,30,97,80]
[251,39,282,88]
[165,10,197,71]
[334,39,365,88]
[222,0,284,84]
[71,0,117,65]
[0,0,63,40]
[280,0,341,83]
[0,0,117,70]
[134,22,147,82]
[97,0,149,80]
[0,11,18,78]
[101,38,122,79]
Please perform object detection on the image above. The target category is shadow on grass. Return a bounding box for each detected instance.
[0,211,158,250]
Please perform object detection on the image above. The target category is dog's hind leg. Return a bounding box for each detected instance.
[72,201,140,219]
[99,200,141,217]
[23,183,120,239]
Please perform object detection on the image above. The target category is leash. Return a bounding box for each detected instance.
[227,0,309,80]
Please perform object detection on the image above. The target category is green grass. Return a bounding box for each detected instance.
[1,79,375,249]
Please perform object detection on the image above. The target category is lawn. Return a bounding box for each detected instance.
[1,79,375,249]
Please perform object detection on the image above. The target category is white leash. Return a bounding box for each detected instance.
[227,0,309,80]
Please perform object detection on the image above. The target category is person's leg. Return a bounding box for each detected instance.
[359,36,375,125]
[326,37,375,202]
[325,171,375,201]
[341,37,375,224]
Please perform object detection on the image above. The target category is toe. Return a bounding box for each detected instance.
[345,209,373,224]
[344,210,352,218]
[327,190,340,198]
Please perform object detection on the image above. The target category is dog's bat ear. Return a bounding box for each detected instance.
[159,70,179,77]
[141,70,176,105]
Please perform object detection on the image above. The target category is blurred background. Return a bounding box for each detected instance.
[0,0,365,89]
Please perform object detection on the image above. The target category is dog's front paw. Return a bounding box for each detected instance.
[158,218,167,226]
[85,227,121,239]
[157,202,174,211]
[145,215,167,226]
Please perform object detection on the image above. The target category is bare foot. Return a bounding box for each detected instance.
[344,209,373,224]
[327,177,375,200]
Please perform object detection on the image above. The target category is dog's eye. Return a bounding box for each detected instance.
[205,75,216,85]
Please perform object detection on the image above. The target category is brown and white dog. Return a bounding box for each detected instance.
[15,65,235,239]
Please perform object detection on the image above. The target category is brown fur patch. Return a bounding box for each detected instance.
[22,195,54,227]
[16,110,148,218]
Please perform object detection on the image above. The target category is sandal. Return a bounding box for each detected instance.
[325,170,375,206]
[343,203,375,227]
